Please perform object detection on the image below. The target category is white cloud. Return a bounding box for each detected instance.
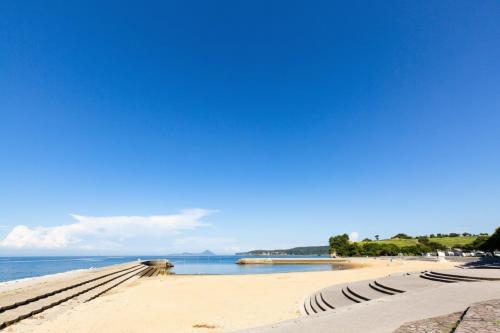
[0,209,214,250]
[349,231,359,241]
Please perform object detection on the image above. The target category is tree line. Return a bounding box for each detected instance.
[329,227,500,257]
[361,232,487,242]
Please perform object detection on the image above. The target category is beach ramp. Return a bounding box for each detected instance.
[0,260,173,330]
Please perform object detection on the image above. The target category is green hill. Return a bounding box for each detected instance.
[357,236,477,248]
[237,246,329,256]
[238,236,479,256]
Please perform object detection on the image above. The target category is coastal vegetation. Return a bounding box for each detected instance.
[329,228,500,256]
[238,229,499,256]
[358,236,478,247]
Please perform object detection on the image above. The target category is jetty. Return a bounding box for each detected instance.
[236,258,349,265]
[0,259,172,330]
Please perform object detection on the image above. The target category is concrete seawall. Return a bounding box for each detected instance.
[236,258,350,265]
[141,259,174,268]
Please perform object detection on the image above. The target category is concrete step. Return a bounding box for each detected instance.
[308,294,321,314]
[145,267,157,277]
[374,272,442,292]
[81,266,147,302]
[320,284,358,309]
[302,269,481,317]
[430,270,500,281]
[318,292,335,310]
[305,291,339,315]
[0,265,146,330]
[313,292,332,312]
[368,282,396,295]
[420,273,457,283]
[434,268,500,279]
[372,280,405,294]
[346,283,388,301]
[138,267,154,277]
[341,287,362,303]
[424,272,479,282]
[303,296,314,315]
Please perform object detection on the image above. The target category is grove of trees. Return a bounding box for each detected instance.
[329,227,500,257]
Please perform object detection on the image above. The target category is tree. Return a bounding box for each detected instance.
[481,227,500,251]
[417,237,445,251]
[469,236,489,250]
[362,238,372,242]
[391,233,411,239]
[361,242,382,256]
[379,244,400,256]
[329,234,351,257]
[375,235,380,241]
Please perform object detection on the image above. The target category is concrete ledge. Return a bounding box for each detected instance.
[236,258,350,265]
[141,259,174,268]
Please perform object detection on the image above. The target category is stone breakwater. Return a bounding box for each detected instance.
[236,258,351,265]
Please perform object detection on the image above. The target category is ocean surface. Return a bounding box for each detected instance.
[0,255,339,282]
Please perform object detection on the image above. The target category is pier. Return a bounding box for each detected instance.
[236,258,350,265]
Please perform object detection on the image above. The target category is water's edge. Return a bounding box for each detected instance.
[0,255,338,282]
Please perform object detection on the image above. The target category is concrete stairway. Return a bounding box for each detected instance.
[0,263,148,330]
[302,268,500,316]
[237,281,500,333]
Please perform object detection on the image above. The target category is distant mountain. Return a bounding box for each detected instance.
[168,250,217,256]
[236,246,329,256]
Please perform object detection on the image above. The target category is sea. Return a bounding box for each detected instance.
[0,255,339,283]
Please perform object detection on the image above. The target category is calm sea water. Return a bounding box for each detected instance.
[0,255,339,282]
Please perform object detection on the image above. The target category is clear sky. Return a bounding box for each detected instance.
[1,1,499,255]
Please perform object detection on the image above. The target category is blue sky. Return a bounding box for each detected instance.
[1,1,499,255]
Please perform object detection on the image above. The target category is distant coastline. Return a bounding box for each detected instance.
[237,246,329,256]
[166,250,216,256]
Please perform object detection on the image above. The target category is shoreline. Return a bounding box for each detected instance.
[4,257,460,333]
[0,261,140,294]
[0,256,356,284]
[0,268,90,285]
[0,267,96,289]
[0,255,447,286]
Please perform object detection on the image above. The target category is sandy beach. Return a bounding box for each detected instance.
[5,258,458,333]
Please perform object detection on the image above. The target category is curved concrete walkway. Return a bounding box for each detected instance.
[236,268,500,333]
[302,268,500,316]
[235,281,500,333]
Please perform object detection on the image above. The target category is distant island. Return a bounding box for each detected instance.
[236,246,329,256]
[168,250,216,256]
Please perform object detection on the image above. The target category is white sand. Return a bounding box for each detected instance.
[7,258,457,333]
